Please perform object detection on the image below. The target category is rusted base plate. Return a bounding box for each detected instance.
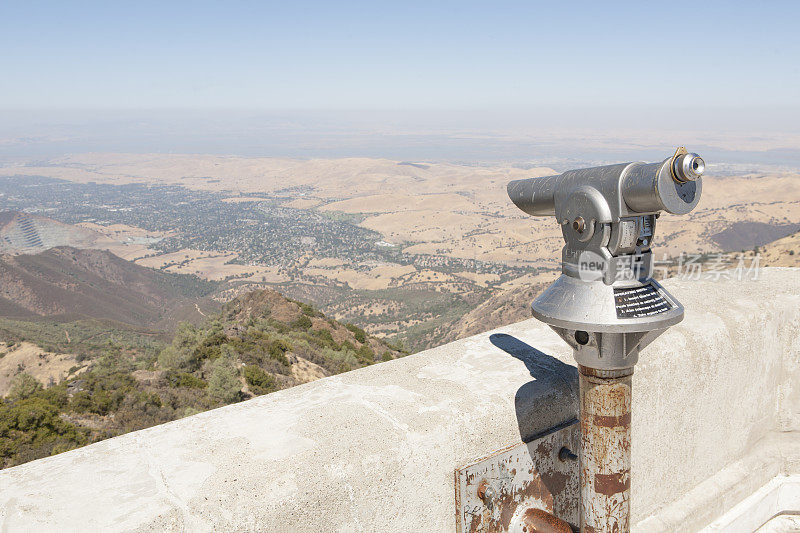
[455,420,579,533]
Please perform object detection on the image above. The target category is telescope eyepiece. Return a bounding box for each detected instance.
[673,153,705,182]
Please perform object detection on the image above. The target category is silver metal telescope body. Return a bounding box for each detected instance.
[507,147,704,532]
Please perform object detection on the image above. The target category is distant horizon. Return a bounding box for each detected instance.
[1,107,799,170]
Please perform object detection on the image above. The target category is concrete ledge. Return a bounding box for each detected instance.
[701,472,800,532]
[0,268,798,532]
[639,434,800,532]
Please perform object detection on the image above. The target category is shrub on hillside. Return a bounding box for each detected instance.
[268,338,292,366]
[195,331,228,360]
[112,391,168,433]
[0,397,88,468]
[172,322,204,350]
[307,328,337,350]
[345,324,367,344]
[355,344,375,365]
[158,323,231,372]
[242,365,278,395]
[68,371,136,415]
[385,340,408,354]
[207,358,241,404]
[300,303,320,317]
[292,315,313,330]
[158,345,197,371]
[37,384,69,408]
[319,347,358,370]
[165,371,208,389]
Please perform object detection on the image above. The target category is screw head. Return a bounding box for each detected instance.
[477,479,496,510]
[558,446,578,462]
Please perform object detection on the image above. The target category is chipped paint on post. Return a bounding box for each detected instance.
[579,366,632,533]
[455,421,579,532]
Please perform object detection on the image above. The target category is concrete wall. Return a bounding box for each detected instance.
[0,269,798,532]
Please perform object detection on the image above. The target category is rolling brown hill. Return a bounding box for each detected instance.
[0,211,109,254]
[759,230,800,267]
[0,246,217,327]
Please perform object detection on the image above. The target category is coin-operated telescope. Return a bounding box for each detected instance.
[507,147,704,532]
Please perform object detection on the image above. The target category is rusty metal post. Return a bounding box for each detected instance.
[579,366,632,533]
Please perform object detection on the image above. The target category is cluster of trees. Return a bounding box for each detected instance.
[1,294,403,469]
[0,375,89,467]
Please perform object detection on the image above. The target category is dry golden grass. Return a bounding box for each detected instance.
[303,263,416,290]
[282,198,323,209]
[0,342,84,397]
[760,232,800,267]
[290,356,329,383]
[74,223,169,261]
[453,271,501,287]
[134,249,290,282]
[135,249,220,268]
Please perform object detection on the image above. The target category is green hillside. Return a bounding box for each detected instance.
[0,287,405,469]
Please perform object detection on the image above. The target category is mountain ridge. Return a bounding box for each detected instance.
[0,246,217,327]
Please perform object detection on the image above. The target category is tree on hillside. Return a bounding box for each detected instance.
[207,357,241,404]
[8,374,42,400]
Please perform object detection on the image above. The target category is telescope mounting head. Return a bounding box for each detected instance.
[509,147,703,286]
[506,148,705,370]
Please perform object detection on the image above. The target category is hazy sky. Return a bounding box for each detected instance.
[2,1,799,111]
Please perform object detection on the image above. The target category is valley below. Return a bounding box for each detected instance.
[0,153,798,468]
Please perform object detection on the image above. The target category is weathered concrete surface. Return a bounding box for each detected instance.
[702,473,800,532]
[0,268,798,532]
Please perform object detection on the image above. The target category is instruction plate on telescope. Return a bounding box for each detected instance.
[614,283,673,319]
